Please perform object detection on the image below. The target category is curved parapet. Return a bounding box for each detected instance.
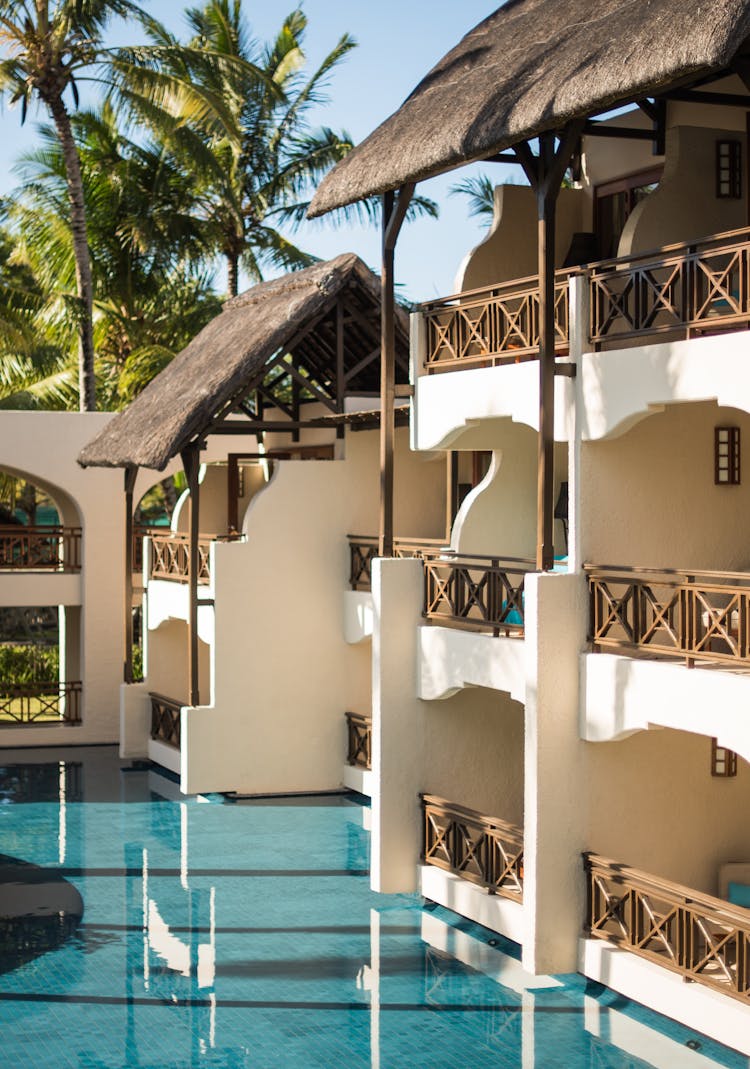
[582,652,750,764]
[418,625,526,704]
[580,331,750,442]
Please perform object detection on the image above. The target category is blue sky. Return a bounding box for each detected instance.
[0,1,516,301]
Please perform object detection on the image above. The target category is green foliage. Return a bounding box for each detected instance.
[0,644,59,684]
[132,643,143,683]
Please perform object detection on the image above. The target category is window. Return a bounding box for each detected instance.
[594,167,663,260]
[716,139,742,199]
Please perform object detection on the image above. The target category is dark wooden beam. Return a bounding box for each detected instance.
[380,182,415,557]
[534,122,584,572]
[484,152,521,164]
[446,452,459,541]
[336,298,345,439]
[123,464,137,684]
[583,121,655,141]
[181,444,201,707]
[663,87,750,108]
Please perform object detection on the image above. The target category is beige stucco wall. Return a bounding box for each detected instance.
[451,426,567,559]
[581,400,750,570]
[179,427,444,794]
[585,729,750,896]
[0,412,125,745]
[456,185,585,293]
[422,688,524,826]
[146,619,210,708]
[622,125,746,256]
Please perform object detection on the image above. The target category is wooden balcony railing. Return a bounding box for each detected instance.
[586,563,750,666]
[0,526,81,572]
[0,681,82,725]
[149,532,211,584]
[590,227,750,347]
[424,554,533,635]
[348,536,449,591]
[133,525,164,573]
[345,711,372,770]
[422,794,523,901]
[150,692,182,749]
[420,273,570,373]
[585,853,750,1006]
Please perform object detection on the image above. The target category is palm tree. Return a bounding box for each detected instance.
[0,0,152,411]
[130,2,436,297]
[11,105,221,408]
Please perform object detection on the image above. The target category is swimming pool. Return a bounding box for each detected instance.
[0,746,745,1068]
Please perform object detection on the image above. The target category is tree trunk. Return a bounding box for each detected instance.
[226,251,239,299]
[48,95,96,412]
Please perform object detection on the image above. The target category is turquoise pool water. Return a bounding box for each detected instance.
[0,746,746,1069]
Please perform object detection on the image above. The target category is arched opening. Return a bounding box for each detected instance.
[0,606,81,725]
[0,467,82,573]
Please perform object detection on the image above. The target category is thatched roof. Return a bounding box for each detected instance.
[79,254,408,472]
[309,0,750,217]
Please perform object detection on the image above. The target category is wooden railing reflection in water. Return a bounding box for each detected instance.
[345,711,371,770]
[0,681,81,725]
[420,273,570,373]
[422,795,523,901]
[586,564,750,666]
[585,854,750,1005]
[0,526,81,572]
[348,536,449,591]
[590,227,750,347]
[150,693,182,749]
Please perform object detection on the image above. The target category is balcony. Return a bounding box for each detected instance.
[586,564,750,668]
[150,692,182,750]
[348,537,533,636]
[149,533,213,585]
[345,710,371,770]
[0,681,82,726]
[584,853,750,1006]
[418,227,750,373]
[0,526,81,572]
[421,795,524,902]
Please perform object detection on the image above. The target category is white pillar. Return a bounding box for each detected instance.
[522,570,588,974]
[371,556,424,893]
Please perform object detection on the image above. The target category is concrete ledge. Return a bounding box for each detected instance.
[0,572,81,607]
[419,864,525,945]
[343,591,373,643]
[148,738,181,778]
[342,764,372,797]
[582,652,750,762]
[580,938,750,1058]
[418,625,525,703]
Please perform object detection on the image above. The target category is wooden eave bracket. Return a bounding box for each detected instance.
[394,383,414,398]
[554,363,577,378]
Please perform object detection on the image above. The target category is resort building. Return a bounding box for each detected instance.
[4,0,750,1062]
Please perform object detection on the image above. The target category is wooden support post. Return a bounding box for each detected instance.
[446,452,459,540]
[227,453,239,533]
[516,125,583,572]
[181,444,201,706]
[379,183,414,557]
[123,465,138,684]
[537,132,557,573]
[336,298,345,440]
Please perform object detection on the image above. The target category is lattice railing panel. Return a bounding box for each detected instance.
[0,526,81,572]
[585,853,750,1005]
[422,794,523,901]
[149,533,214,584]
[150,693,182,749]
[587,565,750,665]
[345,711,372,770]
[0,681,81,724]
[421,275,570,373]
[590,228,750,345]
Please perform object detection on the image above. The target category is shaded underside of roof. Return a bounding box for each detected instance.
[309,0,750,217]
[79,253,409,472]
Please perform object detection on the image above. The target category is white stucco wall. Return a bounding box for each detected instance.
[0,412,125,745]
[178,427,444,795]
[581,400,750,571]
